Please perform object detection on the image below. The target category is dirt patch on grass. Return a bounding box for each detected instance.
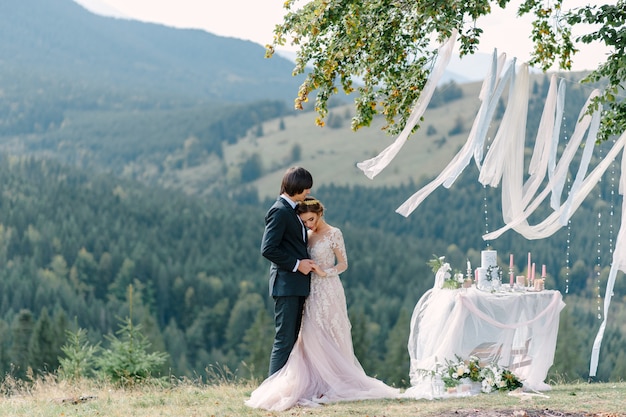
[435,409,624,417]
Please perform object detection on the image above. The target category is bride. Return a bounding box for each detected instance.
[245,197,400,411]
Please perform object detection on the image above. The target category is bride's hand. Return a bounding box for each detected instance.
[311,264,327,277]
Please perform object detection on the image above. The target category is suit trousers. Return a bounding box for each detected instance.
[268,295,306,376]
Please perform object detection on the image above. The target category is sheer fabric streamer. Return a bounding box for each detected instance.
[478,63,526,189]
[589,130,626,377]
[521,75,563,209]
[482,89,606,241]
[356,30,457,180]
[395,51,513,217]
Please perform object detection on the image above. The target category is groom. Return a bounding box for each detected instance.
[261,166,315,376]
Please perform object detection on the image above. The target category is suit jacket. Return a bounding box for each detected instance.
[261,197,311,297]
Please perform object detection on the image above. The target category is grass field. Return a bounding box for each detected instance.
[2,378,624,417]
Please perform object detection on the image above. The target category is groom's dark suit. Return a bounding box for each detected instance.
[261,196,310,375]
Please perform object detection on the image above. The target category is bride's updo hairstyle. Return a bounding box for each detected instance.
[296,197,324,216]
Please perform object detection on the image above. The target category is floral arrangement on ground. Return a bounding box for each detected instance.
[433,355,523,393]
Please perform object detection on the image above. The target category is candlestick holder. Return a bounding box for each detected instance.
[464,269,472,288]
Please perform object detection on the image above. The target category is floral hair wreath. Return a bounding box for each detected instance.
[302,199,321,206]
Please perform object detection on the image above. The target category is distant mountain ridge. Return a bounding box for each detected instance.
[72,0,513,86]
[0,0,303,103]
[0,0,588,201]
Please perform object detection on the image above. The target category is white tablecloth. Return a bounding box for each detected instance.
[404,285,565,398]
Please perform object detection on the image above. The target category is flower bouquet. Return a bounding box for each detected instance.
[435,355,523,395]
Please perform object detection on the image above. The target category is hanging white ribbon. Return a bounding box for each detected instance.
[395,52,513,217]
[478,62,523,189]
[484,131,622,240]
[548,81,567,206]
[521,76,562,210]
[479,63,529,231]
[357,30,457,180]
[471,52,510,171]
[589,130,626,377]
[482,90,603,240]
[560,108,601,225]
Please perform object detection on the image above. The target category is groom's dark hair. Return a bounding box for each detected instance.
[280,166,313,196]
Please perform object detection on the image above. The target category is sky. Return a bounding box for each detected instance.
[74,0,611,72]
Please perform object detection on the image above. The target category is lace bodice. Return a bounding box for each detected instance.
[307,226,348,278]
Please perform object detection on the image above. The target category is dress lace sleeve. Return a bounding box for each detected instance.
[323,227,348,277]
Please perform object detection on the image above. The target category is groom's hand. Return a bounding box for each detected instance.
[297,259,315,275]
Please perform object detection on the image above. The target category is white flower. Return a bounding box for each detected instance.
[481,379,494,393]
[455,363,468,378]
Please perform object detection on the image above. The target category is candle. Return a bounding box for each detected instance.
[531,262,536,283]
[467,259,471,271]
[542,264,546,278]
[509,254,514,287]
[509,253,514,269]
[527,252,531,281]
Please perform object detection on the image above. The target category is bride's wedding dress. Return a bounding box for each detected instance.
[245,226,400,411]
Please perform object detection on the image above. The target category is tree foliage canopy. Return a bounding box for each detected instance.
[555,1,626,141]
[268,0,625,141]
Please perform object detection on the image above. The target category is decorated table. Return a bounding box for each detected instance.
[403,252,565,399]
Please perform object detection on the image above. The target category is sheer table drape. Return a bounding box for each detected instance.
[405,286,565,399]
